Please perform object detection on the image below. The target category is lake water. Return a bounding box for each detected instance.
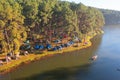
[1,24,120,80]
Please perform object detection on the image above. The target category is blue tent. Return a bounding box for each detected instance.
[46,44,52,49]
[60,44,65,48]
[69,41,74,45]
[56,46,62,50]
[52,47,57,51]
[34,45,40,50]
[54,40,61,43]
[34,44,44,50]
[39,45,44,50]
[64,43,68,47]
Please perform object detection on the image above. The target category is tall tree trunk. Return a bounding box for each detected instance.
[4,28,10,52]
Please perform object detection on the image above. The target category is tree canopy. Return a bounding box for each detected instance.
[100,9,120,24]
[0,0,105,54]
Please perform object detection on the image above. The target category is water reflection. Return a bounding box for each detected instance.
[15,64,91,80]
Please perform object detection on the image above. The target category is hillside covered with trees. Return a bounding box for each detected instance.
[0,0,105,55]
[100,9,120,24]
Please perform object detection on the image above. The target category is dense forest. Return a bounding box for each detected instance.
[100,9,120,24]
[0,0,104,54]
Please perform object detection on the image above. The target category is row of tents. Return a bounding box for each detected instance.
[20,40,75,51]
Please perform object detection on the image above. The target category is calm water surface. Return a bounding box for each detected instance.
[1,24,120,80]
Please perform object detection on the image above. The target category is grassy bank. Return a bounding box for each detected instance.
[0,36,93,74]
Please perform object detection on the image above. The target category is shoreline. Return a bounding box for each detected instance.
[0,36,94,74]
